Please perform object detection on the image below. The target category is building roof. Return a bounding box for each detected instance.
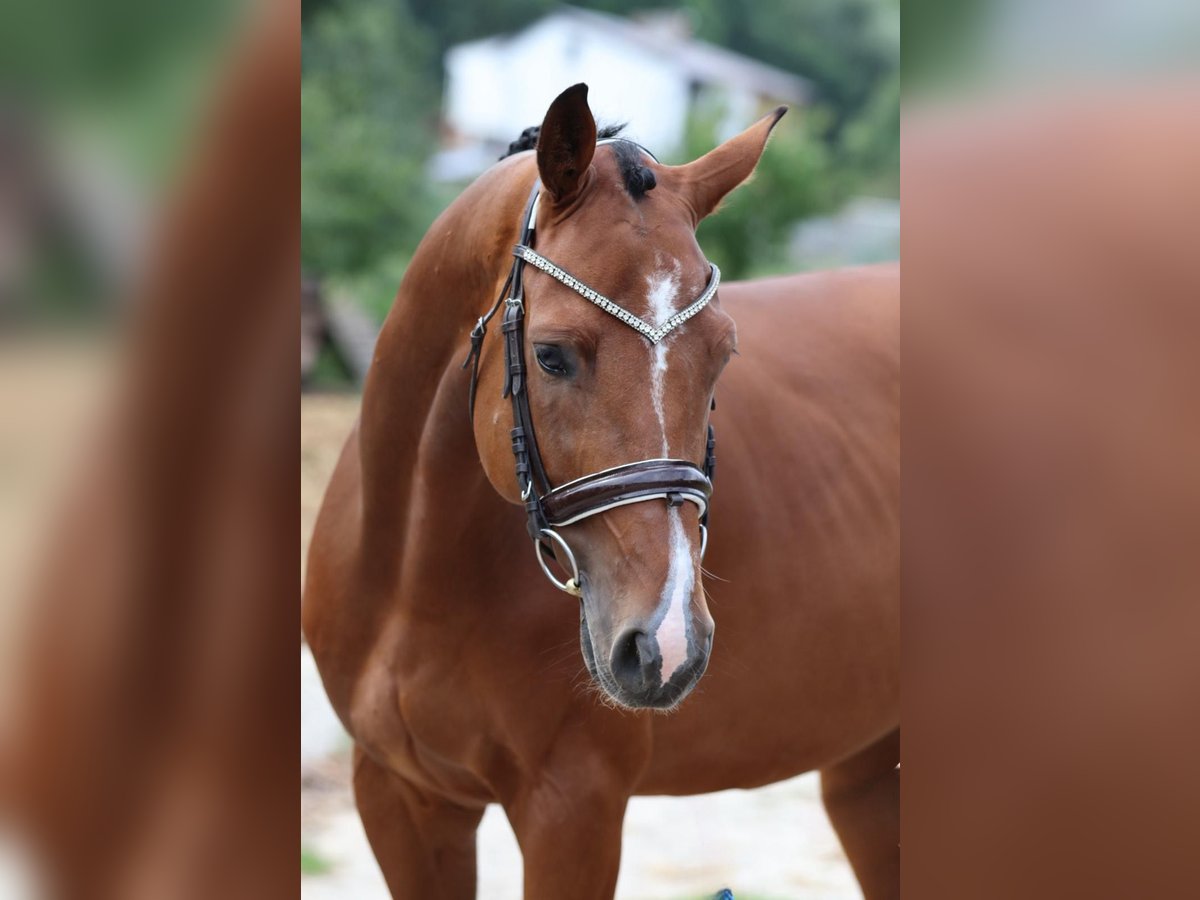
[454,7,811,105]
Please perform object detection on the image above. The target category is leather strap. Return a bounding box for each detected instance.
[701,396,716,527]
[461,185,540,422]
[502,293,552,540]
[462,268,511,421]
[542,459,712,526]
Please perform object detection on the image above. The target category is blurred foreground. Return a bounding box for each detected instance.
[904,79,1200,897]
[2,0,298,896]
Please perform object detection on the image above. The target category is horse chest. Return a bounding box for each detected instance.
[347,639,498,802]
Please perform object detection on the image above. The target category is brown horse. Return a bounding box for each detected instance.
[303,84,899,898]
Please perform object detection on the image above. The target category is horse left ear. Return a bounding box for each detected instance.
[670,106,787,224]
[537,83,598,204]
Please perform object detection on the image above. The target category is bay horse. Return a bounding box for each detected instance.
[303,84,899,898]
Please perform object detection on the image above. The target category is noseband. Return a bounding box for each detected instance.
[462,142,719,596]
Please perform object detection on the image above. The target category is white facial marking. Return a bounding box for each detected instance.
[644,259,695,680]
[655,507,695,679]
[645,261,682,456]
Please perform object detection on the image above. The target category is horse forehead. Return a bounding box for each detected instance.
[539,181,707,317]
[577,154,691,233]
[533,239,702,323]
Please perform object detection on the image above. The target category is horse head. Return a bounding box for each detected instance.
[473,84,784,710]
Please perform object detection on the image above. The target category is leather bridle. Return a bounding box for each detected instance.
[462,142,719,596]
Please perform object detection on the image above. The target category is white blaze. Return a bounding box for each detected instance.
[657,507,695,678]
[645,263,681,457]
[644,261,695,679]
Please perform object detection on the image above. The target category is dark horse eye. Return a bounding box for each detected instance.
[534,343,571,376]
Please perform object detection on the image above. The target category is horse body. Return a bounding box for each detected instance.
[304,92,898,898]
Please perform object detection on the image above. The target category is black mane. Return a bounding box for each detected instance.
[608,138,657,197]
[499,122,656,198]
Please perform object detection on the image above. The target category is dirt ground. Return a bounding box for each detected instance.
[300,392,362,586]
[299,393,858,899]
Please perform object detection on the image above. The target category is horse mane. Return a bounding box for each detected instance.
[499,122,656,198]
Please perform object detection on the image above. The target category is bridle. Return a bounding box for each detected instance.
[462,141,719,597]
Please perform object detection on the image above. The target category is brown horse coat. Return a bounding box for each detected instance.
[304,86,898,898]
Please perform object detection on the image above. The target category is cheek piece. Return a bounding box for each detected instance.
[461,141,718,596]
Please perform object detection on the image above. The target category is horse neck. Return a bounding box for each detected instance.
[357,157,536,555]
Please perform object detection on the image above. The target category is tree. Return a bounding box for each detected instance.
[683,102,845,279]
[684,0,899,138]
[301,0,440,281]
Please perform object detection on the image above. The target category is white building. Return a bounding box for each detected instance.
[434,7,810,181]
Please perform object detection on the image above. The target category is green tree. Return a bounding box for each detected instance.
[840,67,899,194]
[683,0,899,139]
[683,104,845,279]
[300,0,899,307]
[301,0,440,282]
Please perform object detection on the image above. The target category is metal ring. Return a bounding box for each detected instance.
[535,529,582,596]
[699,524,708,561]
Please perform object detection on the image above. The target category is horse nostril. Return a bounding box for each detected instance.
[609,628,661,694]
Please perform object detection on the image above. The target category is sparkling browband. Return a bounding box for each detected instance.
[512,244,720,345]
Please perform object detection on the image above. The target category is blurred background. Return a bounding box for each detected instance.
[299,0,896,897]
[299,0,899,389]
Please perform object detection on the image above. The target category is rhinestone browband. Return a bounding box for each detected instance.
[512,244,720,345]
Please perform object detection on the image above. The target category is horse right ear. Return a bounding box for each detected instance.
[537,83,597,204]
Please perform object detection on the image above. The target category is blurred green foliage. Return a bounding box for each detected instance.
[684,103,844,279]
[301,0,445,280]
[302,0,899,317]
[0,0,235,105]
[685,0,899,138]
[300,844,332,875]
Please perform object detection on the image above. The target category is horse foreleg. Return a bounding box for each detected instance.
[352,745,485,899]
[504,772,629,900]
[820,728,900,900]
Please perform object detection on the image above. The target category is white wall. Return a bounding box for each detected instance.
[445,17,692,158]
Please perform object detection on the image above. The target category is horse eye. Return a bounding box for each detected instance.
[534,343,571,377]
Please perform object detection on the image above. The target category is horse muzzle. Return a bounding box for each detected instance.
[577,576,714,711]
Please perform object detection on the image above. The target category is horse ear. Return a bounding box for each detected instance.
[537,83,597,204]
[671,107,787,223]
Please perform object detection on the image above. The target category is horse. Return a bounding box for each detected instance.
[302,83,899,898]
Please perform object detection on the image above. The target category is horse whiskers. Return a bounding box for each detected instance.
[700,564,729,583]
[703,582,719,600]
[538,635,581,664]
[574,674,625,712]
[537,636,576,660]
[540,646,588,679]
